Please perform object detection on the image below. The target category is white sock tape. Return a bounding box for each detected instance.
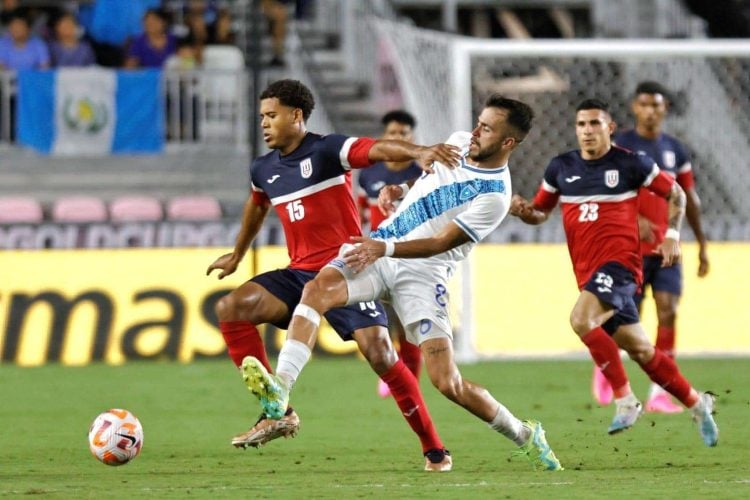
[384,240,395,257]
[293,303,321,327]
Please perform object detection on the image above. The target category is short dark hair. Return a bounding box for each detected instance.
[484,94,534,140]
[381,110,416,129]
[634,81,671,102]
[5,9,29,26]
[260,79,315,121]
[576,98,610,113]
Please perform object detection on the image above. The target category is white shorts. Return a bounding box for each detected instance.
[326,244,453,345]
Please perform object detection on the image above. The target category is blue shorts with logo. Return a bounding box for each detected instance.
[251,268,388,341]
[634,255,682,308]
[583,261,640,335]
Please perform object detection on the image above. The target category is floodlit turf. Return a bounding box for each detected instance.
[1,357,748,499]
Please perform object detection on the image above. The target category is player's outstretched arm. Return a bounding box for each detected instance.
[207,194,270,279]
[344,223,471,272]
[655,182,686,268]
[368,140,460,173]
[509,194,550,225]
[684,186,709,277]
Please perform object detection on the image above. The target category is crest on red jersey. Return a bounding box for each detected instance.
[604,169,619,188]
[300,158,313,179]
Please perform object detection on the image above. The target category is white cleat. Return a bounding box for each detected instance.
[608,396,643,434]
[691,392,719,447]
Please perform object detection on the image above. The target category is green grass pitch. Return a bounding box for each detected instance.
[1,357,748,498]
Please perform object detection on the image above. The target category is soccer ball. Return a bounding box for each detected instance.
[88,409,144,466]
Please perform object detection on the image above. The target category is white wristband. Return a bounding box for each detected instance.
[384,240,395,257]
[665,228,680,241]
[398,183,410,199]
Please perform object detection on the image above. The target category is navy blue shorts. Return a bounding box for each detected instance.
[251,268,388,341]
[634,255,682,307]
[583,262,640,335]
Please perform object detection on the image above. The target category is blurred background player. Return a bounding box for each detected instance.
[510,99,718,446]
[207,79,455,470]
[591,81,711,411]
[357,110,423,398]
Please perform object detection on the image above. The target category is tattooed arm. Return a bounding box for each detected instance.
[657,182,686,268]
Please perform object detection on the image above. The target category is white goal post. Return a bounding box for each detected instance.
[371,20,750,361]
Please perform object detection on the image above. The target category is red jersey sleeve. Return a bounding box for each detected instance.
[677,169,695,191]
[343,137,377,169]
[644,169,674,198]
[533,181,560,211]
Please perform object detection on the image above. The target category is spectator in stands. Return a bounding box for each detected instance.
[261,0,289,67]
[49,13,95,67]
[0,0,19,36]
[0,10,49,70]
[212,7,236,45]
[182,1,235,63]
[166,38,198,70]
[79,0,160,67]
[125,8,177,69]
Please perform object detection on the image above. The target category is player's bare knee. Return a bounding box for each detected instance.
[656,308,677,326]
[215,292,238,321]
[569,311,597,336]
[624,341,654,364]
[359,336,396,374]
[299,279,331,313]
[431,373,463,402]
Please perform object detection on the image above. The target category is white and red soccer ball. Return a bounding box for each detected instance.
[88,409,143,466]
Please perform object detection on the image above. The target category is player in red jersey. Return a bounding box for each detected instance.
[207,79,459,470]
[587,82,711,412]
[510,99,718,446]
[357,110,423,398]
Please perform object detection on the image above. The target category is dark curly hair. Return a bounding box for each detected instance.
[381,109,416,129]
[634,81,671,102]
[260,79,315,121]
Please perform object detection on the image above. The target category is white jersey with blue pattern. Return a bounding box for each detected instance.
[370,131,511,272]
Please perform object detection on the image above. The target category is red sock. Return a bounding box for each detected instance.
[581,327,631,398]
[398,333,422,378]
[381,359,443,453]
[655,326,676,358]
[640,348,698,407]
[219,320,272,372]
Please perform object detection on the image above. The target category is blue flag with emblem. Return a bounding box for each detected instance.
[16,68,164,156]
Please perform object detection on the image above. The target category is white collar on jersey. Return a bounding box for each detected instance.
[460,156,508,173]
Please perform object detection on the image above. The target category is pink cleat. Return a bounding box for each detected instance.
[592,365,613,405]
[645,392,684,414]
[377,379,391,398]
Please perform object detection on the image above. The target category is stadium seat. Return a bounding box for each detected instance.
[166,195,222,221]
[201,45,245,139]
[52,196,108,222]
[0,196,44,223]
[109,195,163,222]
[202,45,245,71]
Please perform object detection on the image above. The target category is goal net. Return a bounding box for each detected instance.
[373,19,750,360]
